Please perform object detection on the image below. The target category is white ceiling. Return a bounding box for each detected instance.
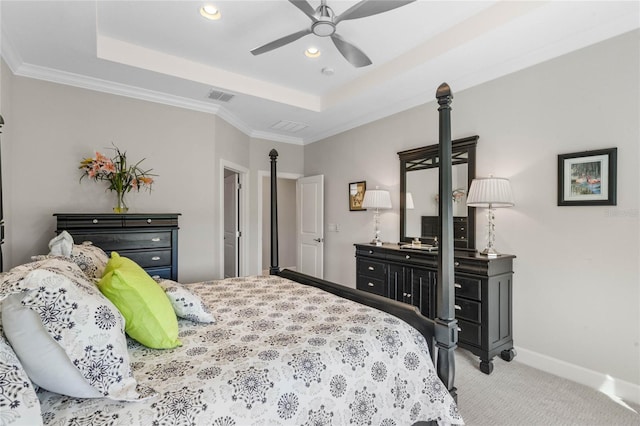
[2,1,638,144]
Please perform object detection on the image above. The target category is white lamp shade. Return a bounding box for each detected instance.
[362,189,392,209]
[406,192,415,209]
[466,177,514,208]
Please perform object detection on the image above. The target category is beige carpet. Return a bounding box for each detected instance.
[454,349,640,426]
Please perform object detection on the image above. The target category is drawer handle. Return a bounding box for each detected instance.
[367,282,375,287]
[368,266,375,271]
[151,256,161,261]
[151,237,161,242]
[406,293,411,298]
[368,250,374,254]
[454,283,462,289]
[454,304,462,310]
[405,255,410,259]
[457,327,462,332]
[92,219,98,224]
[460,227,465,231]
[402,292,407,297]
[460,237,465,240]
[454,261,460,267]
[147,219,152,224]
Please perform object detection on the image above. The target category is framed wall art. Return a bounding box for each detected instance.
[349,181,366,211]
[557,147,617,206]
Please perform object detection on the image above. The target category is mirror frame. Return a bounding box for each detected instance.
[398,135,478,250]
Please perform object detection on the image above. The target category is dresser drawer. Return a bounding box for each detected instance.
[457,319,481,347]
[145,267,173,280]
[455,297,481,323]
[357,275,386,297]
[69,231,172,251]
[60,217,123,229]
[124,217,179,228]
[454,221,467,240]
[122,249,172,268]
[454,276,481,301]
[357,259,386,280]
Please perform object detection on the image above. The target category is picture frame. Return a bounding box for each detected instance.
[557,148,617,206]
[349,181,367,211]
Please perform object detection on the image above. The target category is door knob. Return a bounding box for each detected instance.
[313,237,324,243]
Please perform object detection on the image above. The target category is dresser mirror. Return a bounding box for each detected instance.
[398,135,478,249]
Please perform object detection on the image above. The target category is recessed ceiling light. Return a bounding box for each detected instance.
[305,47,321,58]
[200,4,221,20]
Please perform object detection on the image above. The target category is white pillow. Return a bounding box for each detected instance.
[0,258,151,401]
[156,279,215,323]
[2,294,101,398]
[0,324,43,426]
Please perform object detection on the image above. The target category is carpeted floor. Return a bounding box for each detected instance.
[454,349,640,426]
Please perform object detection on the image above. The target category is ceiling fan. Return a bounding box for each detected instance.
[250,0,416,68]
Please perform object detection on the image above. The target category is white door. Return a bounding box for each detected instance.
[224,173,239,278]
[296,175,324,278]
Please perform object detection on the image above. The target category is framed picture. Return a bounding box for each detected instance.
[558,148,617,206]
[349,181,366,211]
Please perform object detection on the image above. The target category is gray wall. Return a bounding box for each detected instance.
[305,30,639,388]
[0,63,303,282]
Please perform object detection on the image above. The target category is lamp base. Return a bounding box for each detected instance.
[479,247,499,258]
[371,239,383,246]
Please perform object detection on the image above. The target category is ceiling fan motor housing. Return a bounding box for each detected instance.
[312,4,336,36]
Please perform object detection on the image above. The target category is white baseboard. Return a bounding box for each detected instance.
[515,347,640,406]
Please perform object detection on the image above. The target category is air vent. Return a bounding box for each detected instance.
[269,120,308,133]
[207,89,234,102]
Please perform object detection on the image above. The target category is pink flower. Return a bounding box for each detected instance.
[79,145,156,195]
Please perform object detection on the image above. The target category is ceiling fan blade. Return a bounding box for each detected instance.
[251,28,312,56]
[335,0,416,24]
[288,0,318,22]
[331,33,372,68]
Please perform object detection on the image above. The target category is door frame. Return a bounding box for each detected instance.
[219,159,249,279]
[257,169,302,275]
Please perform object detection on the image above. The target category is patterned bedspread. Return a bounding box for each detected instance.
[37,275,463,425]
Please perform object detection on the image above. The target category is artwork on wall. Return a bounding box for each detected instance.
[349,181,366,211]
[557,148,617,206]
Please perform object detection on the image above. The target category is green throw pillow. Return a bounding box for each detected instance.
[98,252,180,349]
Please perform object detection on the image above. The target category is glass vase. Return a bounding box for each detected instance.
[113,191,128,213]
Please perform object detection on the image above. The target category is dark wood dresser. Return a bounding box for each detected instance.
[54,213,180,281]
[355,242,515,374]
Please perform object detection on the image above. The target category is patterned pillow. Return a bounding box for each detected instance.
[0,257,152,401]
[156,279,215,323]
[69,242,109,280]
[0,324,43,426]
[31,242,109,281]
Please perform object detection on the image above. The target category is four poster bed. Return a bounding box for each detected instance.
[0,85,461,425]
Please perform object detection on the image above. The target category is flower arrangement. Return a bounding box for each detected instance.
[79,145,155,212]
[435,188,466,204]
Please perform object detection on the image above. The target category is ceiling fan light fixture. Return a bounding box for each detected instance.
[305,47,321,58]
[312,20,336,37]
[200,4,221,20]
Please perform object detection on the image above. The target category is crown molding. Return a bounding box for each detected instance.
[0,53,301,144]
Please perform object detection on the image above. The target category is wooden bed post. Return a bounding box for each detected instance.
[269,149,280,275]
[435,83,458,399]
[0,114,4,272]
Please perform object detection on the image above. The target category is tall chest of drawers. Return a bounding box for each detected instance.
[54,213,180,281]
[355,243,515,374]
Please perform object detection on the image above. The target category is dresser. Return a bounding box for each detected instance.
[355,243,515,374]
[421,216,469,248]
[54,213,180,281]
